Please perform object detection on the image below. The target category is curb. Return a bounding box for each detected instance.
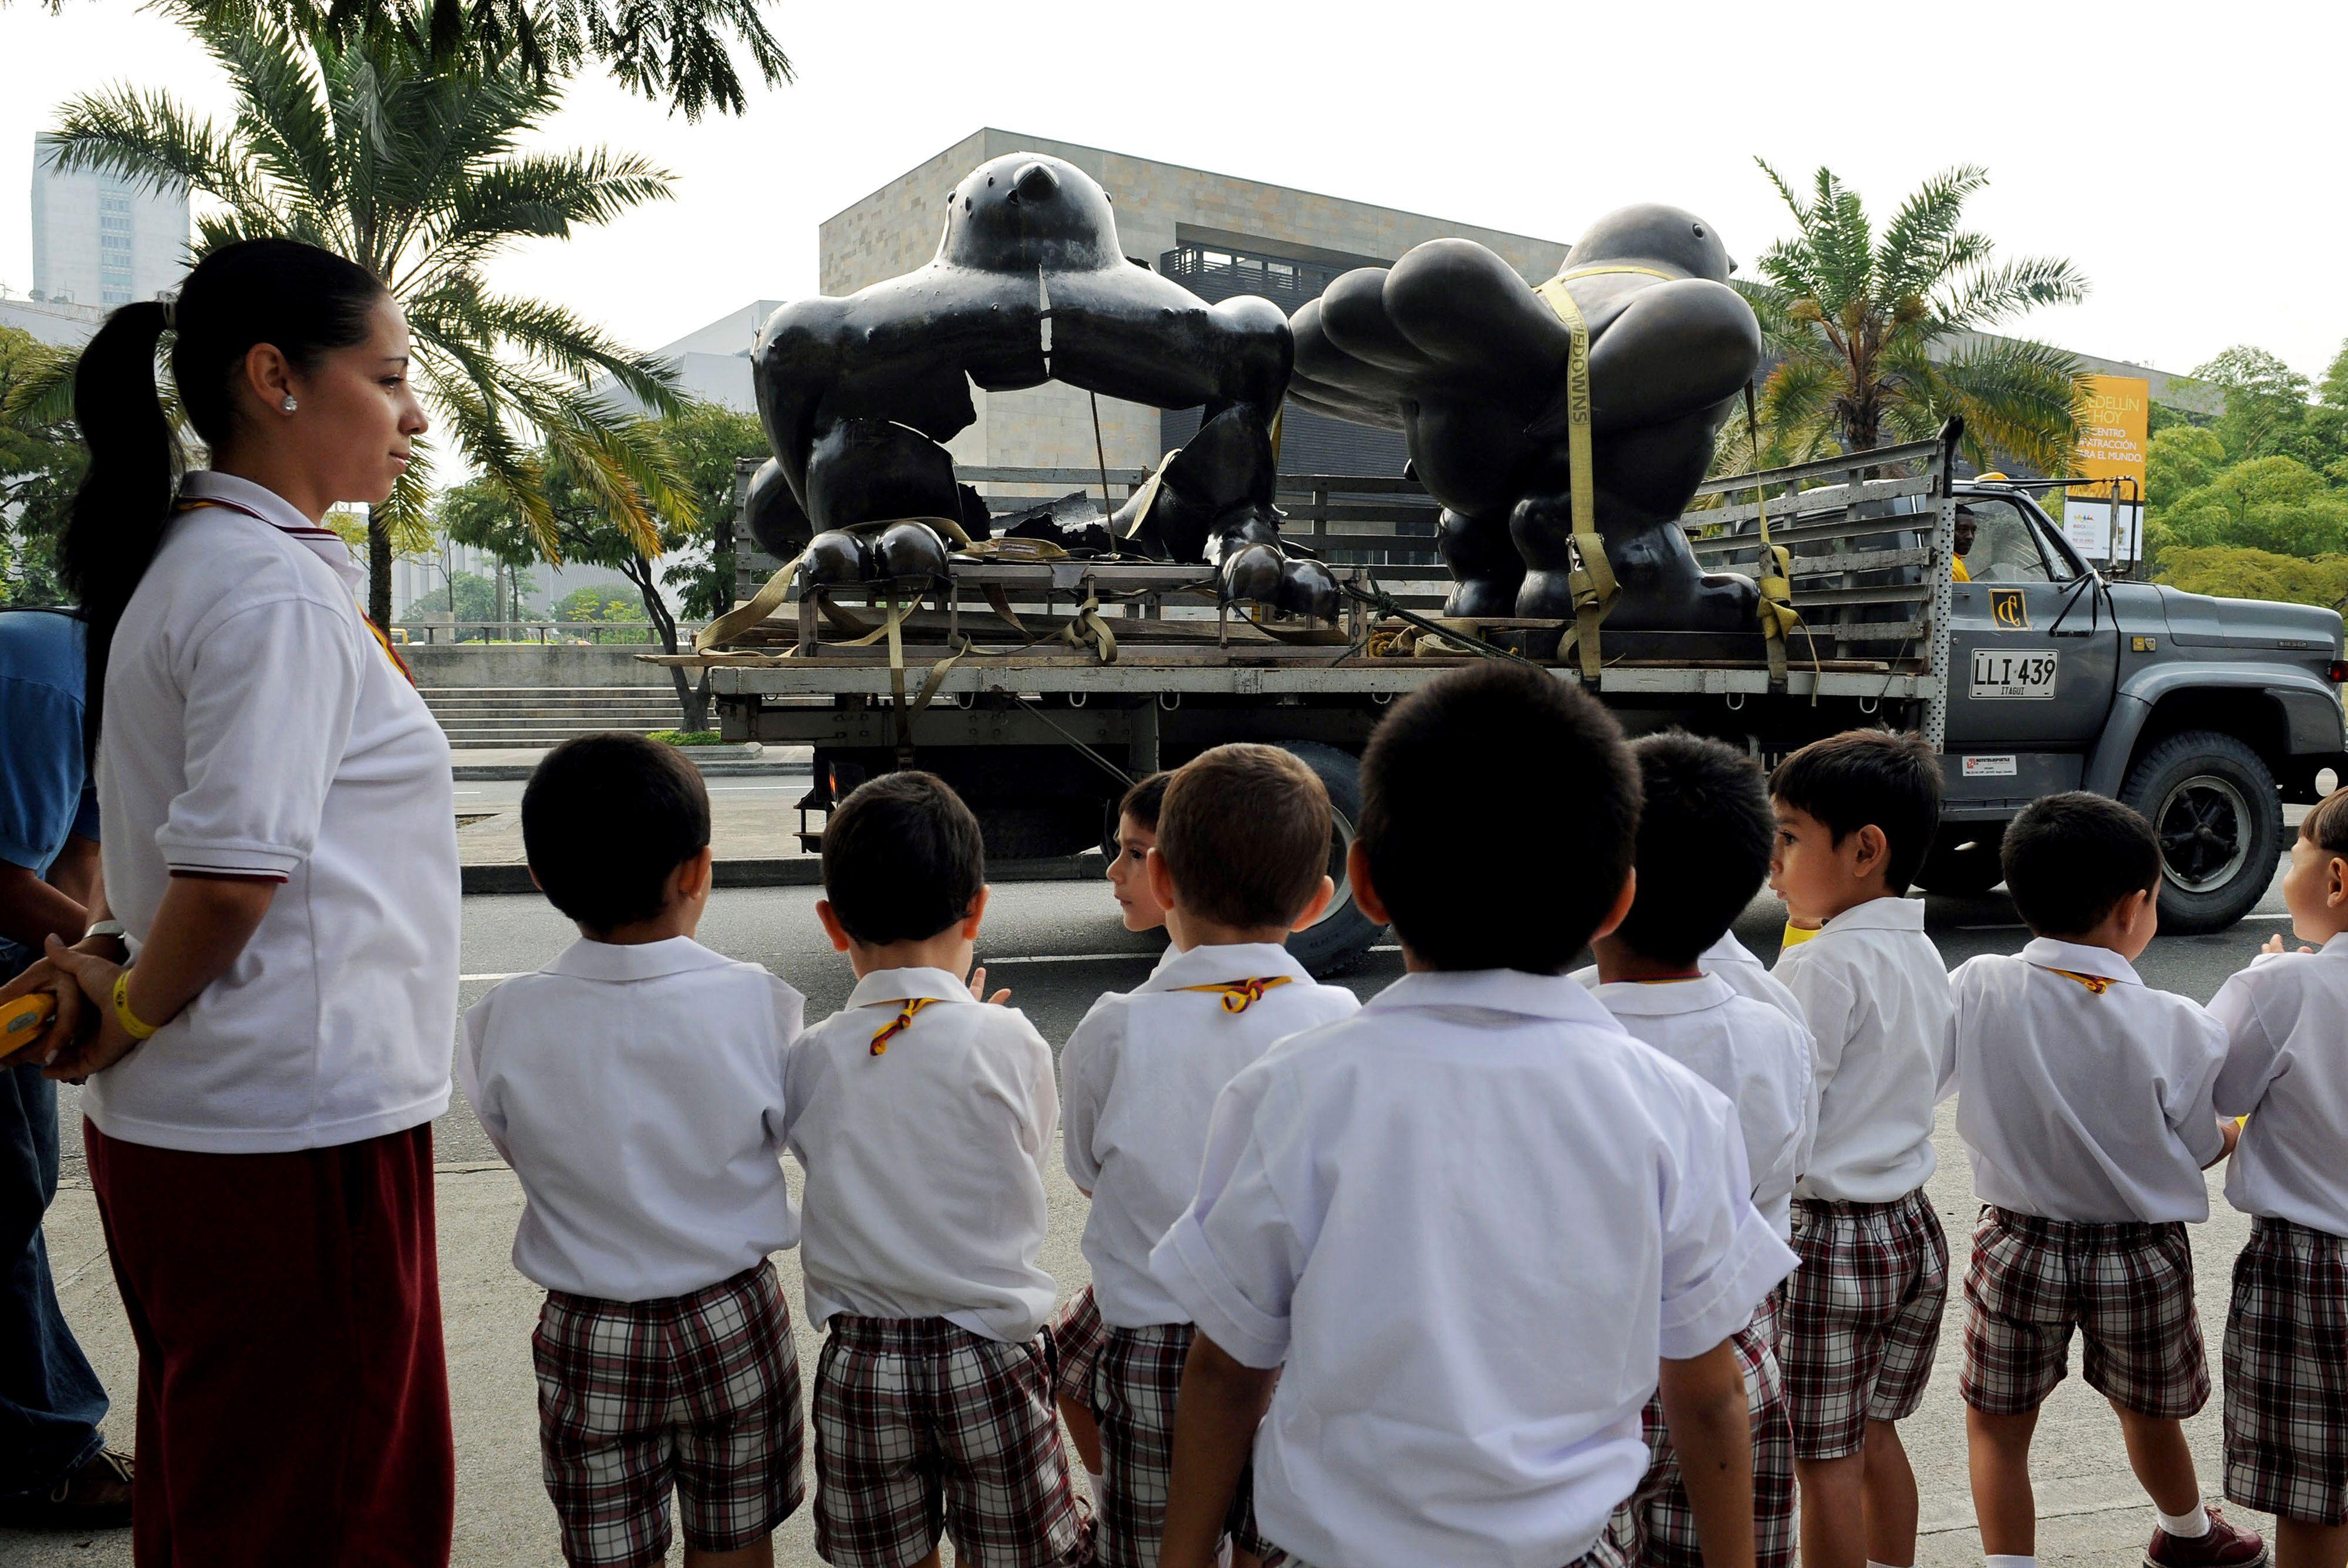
[461,851,1106,895]
[453,761,801,782]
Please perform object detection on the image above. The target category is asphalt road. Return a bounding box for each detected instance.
[18,856,2303,1566]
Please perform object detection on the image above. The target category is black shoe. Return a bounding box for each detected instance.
[0,1447,133,1530]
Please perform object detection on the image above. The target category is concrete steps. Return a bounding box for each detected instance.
[420,685,691,748]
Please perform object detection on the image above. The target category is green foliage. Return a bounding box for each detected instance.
[2155,546,2348,613]
[42,0,690,621]
[554,584,638,622]
[645,729,720,746]
[0,325,86,605]
[407,568,500,635]
[2149,457,2348,557]
[1727,161,2091,474]
[2145,427,2227,509]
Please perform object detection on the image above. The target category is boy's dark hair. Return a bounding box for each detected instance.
[2302,787,2348,856]
[1155,746,1331,930]
[821,771,985,944]
[1614,733,1775,965]
[2000,791,2161,936]
[1359,663,1640,974]
[1769,729,1944,894]
[1119,772,1170,832]
[524,733,710,932]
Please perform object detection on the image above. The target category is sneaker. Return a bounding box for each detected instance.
[0,1447,133,1530]
[2146,1505,2268,1568]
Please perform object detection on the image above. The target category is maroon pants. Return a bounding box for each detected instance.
[86,1118,454,1567]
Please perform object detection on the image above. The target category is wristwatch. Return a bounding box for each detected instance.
[80,920,129,954]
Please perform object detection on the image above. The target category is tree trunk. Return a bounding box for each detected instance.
[368,514,393,627]
[622,553,707,732]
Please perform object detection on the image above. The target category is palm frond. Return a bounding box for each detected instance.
[45,88,272,217]
[1874,164,1988,300]
[1929,255,2091,333]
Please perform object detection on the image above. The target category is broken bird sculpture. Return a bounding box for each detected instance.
[745,152,1337,621]
[1288,204,1766,653]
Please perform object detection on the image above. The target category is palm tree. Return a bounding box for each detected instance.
[41,0,690,622]
[1725,161,2094,476]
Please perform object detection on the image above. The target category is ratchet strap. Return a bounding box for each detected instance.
[1174,976,1293,1014]
[1742,384,1818,694]
[1529,272,1630,678]
[869,996,940,1055]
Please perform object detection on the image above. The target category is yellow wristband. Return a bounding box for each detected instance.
[111,970,160,1042]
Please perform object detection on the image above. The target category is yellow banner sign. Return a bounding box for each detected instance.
[2074,374,2150,489]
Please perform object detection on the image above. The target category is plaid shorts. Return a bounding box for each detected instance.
[1051,1286,1106,1409]
[1605,1302,1796,1568]
[532,1261,805,1568]
[812,1313,1089,1568]
[1960,1205,2208,1420]
[2224,1216,2348,1525]
[1776,1186,1948,1460]
[1079,1320,1264,1567]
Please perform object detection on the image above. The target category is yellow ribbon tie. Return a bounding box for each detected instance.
[2045,967,2113,996]
[1176,976,1293,1014]
[869,996,939,1055]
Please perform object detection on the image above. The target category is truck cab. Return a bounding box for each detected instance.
[1922,482,2347,928]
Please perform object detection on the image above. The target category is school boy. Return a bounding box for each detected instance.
[1149,664,1796,1568]
[2209,788,2348,1568]
[1942,792,2262,1568]
[460,734,808,1568]
[1582,734,1815,1568]
[1766,729,1952,1568]
[784,771,1087,1568]
[1061,745,1359,1567]
[1057,768,1173,1499]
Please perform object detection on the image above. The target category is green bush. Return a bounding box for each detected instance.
[645,729,723,747]
[2154,544,2348,611]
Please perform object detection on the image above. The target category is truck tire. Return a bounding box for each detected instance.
[1278,742,1388,976]
[2117,730,2283,934]
[1915,831,2007,897]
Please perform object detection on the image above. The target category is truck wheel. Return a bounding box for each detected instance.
[1278,742,1388,976]
[1915,831,2006,897]
[2117,730,2283,934]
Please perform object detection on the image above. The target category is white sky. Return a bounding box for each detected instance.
[2,0,2342,384]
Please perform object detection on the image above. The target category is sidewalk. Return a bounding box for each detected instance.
[5,1104,2262,1567]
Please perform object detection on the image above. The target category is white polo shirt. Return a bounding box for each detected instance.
[458,937,805,1301]
[1704,931,1809,1028]
[1940,938,2227,1223]
[1773,897,1946,1203]
[784,967,1060,1343]
[1063,941,1358,1329]
[1149,968,1793,1568]
[85,470,458,1154]
[2210,936,2348,1237]
[1586,973,1817,1242]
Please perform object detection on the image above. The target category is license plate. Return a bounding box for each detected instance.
[1971,648,2057,699]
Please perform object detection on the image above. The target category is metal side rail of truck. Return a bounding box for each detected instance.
[676,428,2348,974]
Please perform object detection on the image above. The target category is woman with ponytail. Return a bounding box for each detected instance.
[0,237,457,1564]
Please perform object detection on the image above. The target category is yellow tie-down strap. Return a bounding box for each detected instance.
[696,513,1109,663]
[1530,272,1647,679]
[1740,384,1821,695]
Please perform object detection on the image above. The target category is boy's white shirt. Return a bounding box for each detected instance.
[1772,895,1948,1203]
[783,966,1060,1343]
[1584,972,1818,1242]
[2210,932,2348,1237]
[1567,931,1809,1032]
[1148,967,1794,1568]
[458,935,806,1301]
[1063,940,1359,1329]
[1939,937,2227,1223]
[1702,931,1811,1029]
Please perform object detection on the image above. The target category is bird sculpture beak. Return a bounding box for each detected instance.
[1011,162,1060,204]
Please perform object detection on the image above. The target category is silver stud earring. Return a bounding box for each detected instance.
[281,396,298,413]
